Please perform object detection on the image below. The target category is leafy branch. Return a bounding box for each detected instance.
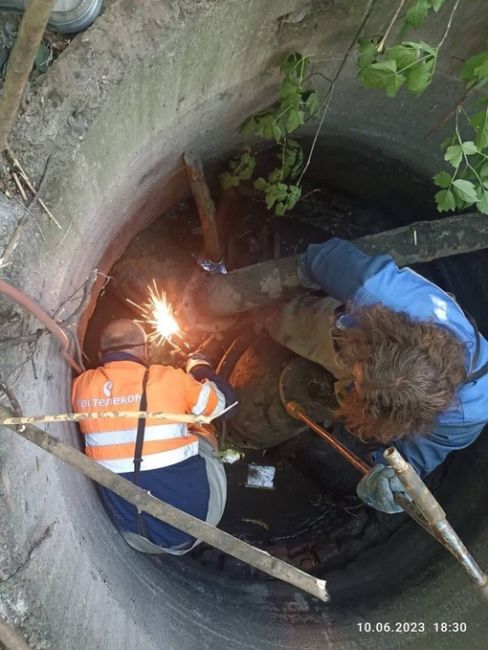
[433,52,488,214]
[356,0,487,215]
[220,52,320,215]
[357,0,458,98]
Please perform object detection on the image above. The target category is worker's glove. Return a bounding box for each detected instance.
[356,464,410,514]
[186,353,213,375]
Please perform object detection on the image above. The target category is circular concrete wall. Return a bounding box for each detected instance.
[1,1,487,647]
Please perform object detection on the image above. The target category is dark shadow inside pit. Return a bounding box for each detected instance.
[82,139,488,610]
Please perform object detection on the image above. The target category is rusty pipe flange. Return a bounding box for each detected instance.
[179,268,238,333]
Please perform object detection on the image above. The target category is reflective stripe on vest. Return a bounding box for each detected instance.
[71,361,217,472]
[88,439,199,473]
[84,421,197,471]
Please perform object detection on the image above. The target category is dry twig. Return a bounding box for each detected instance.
[5,148,62,229]
[12,173,28,201]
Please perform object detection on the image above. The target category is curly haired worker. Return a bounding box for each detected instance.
[267,238,488,514]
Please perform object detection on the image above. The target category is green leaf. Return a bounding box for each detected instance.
[386,44,419,70]
[402,0,430,32]
[280,89,301,111]
[477,190,488,215]
[402,40,437,56]
[268,168,283,183]
[304,91,320,116]
[461,141,479,155]
[34,42,53,73]
[430,0,446,11]
[435,189,456,212]
[286,109,305,133]
[281,140,304,179]
[230,150,256,177]
[461,52,488,89]
[253,115,281,140]
[361,60,401,91]
[280,79,298,98]
[220,148,257,189]
[385,71,406,97]
[264,115,283,140]
[285,184,301,209]
[357,38,379,70]
[220,172,240,190]
[280,52,310,84]
[280,52,301,75]
[404,59,435,95]
[274,185,302,215]
[239,115,259,136]
[239,112,283,140]
[480,162,488,182]
[263,182,289,209]
[254,177,269,192]
[432,171,452,188]
[452,179,479,203]
[470,109,488,149]
[444,144,463,168]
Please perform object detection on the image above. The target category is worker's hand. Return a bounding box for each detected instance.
[356,464,410,514]
[186,353,213,375]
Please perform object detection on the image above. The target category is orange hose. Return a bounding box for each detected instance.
[0,279,83,374]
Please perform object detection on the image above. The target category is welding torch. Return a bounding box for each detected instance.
[286,400,488,604]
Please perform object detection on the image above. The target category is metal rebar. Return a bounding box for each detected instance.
[385,447,488,599]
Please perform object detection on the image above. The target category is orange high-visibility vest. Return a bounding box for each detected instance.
[72,360,225,473]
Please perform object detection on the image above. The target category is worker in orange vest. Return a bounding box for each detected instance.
[72,319,237,554]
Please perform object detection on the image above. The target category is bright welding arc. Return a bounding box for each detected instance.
[127,280,183,348]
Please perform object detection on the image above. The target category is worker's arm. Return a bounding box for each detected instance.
[370,421,486,478]
[185,354,238,420]
[358,421,485,513]
[298,238,392,302]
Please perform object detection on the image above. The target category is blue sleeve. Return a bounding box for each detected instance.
[299,238,392,303]
[370,422,485,477]
[189,366,238,420]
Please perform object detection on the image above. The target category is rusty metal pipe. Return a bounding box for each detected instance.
[184,151,224,265]
[286,400,370,475]
[185,212,488,321]
[385,447,488,602]
[285,402,459,544]
[0,279,83,373]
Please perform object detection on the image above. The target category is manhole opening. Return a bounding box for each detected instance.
[81,143,457,582]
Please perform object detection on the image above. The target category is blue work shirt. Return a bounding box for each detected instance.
[96,352,209,549]
[300,238,488,477]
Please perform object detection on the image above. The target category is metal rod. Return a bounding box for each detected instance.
[184,151,224,264]
[0,404,328,602]
[0,407,237,427]
[286,401,370,475]
[286,402,447,540]
[385,447,488,601]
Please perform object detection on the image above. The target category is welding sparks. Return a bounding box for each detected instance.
[127,280,181,347]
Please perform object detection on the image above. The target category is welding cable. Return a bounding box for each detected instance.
[0,279,83,374]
